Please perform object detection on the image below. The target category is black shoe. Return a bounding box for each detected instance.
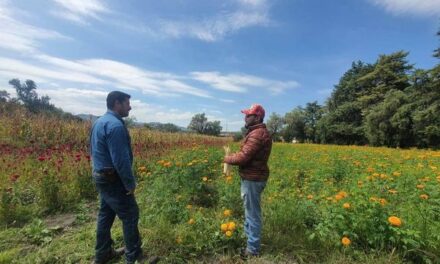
[240,248,259,260]
[92,247,125,264]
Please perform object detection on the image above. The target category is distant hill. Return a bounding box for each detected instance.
[76,114,100,123]
[76,114,187,132]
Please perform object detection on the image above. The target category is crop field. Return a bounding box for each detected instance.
[1,105,440,263]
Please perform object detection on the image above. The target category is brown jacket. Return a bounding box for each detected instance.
[224,123,272,181]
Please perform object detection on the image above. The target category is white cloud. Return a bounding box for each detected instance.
[220,99,236,103]
[0,52,213,98]
[0,57,107,84]
[191,71,299,94]
[0,1,69,53]
[155,0,271,42]
[51,0,109,24]
[369,0,440,16]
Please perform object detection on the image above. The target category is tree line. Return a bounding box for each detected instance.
[266,30,440,148]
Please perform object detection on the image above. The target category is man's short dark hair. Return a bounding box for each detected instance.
[106,91,131,109]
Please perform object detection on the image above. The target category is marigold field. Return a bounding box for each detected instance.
[1,105,440,263]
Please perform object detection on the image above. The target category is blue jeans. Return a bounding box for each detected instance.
[241,179,267,255]
[94,176,142,263]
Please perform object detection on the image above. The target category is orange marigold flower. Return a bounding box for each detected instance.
[338,191,348,198]
[379,198,387,206]
[343,203,350,209]
[227,221,236,231]
[223,209,232,217]
[388,216,402,227]
[221,223,228,232]
[307,194,313,200]
[341,236,351,246]
[416,184,425,190]
[420,194,429,200]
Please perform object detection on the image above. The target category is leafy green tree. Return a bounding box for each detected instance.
[0,90,9,102]
[364,90,413,147]
[282,107,306,143]
[188,113,208,134]
[160,123,181,133]
[204,120,222,136]
[266,112,284,141]
[8,79,56,113]
[357,51,412,108]
[318,61,373,144]
[304,101,323,142]
[187,113,222,136]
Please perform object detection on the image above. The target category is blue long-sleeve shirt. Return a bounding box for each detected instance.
[90,110,135,191]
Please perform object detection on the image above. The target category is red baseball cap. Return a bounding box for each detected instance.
[241,104,265,119]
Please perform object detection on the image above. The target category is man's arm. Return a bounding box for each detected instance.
[107,125,136,192]
[224,132,262,165]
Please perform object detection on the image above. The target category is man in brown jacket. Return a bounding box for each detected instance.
[223,104,272,258]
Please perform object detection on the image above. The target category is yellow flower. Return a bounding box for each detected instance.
[202,177,208,182]
[221,223,228,232]
[379,198,387,206]
[392,171,401,177]
[343,203,350,209]
[335,194,343,201]
[225,176,233,183]
[307,194,313,200]
[223,209,232,217]
[388,189,397,194]
[338,191,348,198]
[420,194,429,200]
[341,236,351,247]
[416,184,425,190]
[388,216,402,227]
[225,230,233,237]
[227,221,236,231]
[186,204,192,209]
[188,218,195,225]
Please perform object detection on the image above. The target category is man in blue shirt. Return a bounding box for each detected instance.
[90,91,144,264]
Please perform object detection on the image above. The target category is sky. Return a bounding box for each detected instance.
[0,0,439,131]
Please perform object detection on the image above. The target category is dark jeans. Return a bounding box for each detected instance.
[94,176,142,263]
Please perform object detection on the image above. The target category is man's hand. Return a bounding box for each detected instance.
[126,188,135,195]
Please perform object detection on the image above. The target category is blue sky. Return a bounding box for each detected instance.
[0,0,438,131]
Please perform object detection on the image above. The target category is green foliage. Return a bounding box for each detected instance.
[188,113,222,136]
[39,171,62,214]
[364,90,413,147]
[8,79,59,114]
[282,107,306,142]
[22,219,55,245]
[266,112,284,141]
